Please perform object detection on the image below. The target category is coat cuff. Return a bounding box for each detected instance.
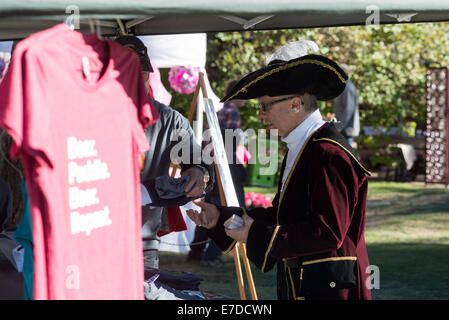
[207,206,244,254]
[246,220,280,272]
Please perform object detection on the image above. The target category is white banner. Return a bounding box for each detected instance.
[139,34,206,68]
[203,98,239,206]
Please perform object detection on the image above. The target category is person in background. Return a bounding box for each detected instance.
[333,64,360,147]
[187,80,248,267]
[114,36,214,270]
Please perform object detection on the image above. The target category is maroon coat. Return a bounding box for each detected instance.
[208,122,372,300]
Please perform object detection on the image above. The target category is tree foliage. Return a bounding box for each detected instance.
[201,22,449,169]
[164,23,449,169]
[206,22,449,132]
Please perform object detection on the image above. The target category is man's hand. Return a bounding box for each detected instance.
[186,200,219,229]
[225,214,254,243]
[182,167,206,197]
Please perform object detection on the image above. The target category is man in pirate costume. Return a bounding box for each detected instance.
[186,40,371,300]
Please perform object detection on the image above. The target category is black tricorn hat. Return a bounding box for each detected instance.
[221,54,348,102]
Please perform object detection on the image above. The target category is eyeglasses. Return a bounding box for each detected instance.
[258,96,296,112]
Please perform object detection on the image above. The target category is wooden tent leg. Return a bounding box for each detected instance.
[240,243,258,300]
[215,163,247,300]
[169,164,178,177]
[231,243,246,300]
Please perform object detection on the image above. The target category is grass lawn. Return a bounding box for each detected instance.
[160,180,449,300]
[364,181,449,299]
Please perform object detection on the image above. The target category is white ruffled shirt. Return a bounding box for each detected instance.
[281,109,325,191]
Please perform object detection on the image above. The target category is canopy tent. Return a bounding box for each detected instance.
[1,0,449,40]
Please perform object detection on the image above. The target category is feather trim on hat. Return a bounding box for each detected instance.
[266,40,319,65]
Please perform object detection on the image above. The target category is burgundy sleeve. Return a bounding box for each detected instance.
[0,46,25,159]
[135,71,158,130]
[125,53,157,155]
[206,206,243,254]
[120,47,158,131]
[246,143,360,270]
[206,203,279,255]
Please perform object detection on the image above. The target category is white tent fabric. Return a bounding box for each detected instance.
[139,33,224,112]
[139,33,207,68]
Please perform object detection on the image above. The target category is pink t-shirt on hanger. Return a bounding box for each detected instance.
[0,24,157,299]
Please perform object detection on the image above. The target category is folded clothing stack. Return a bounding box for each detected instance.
[143,268,205,300]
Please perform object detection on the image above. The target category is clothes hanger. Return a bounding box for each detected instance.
[64,17,76,31]
[0,131,24,181]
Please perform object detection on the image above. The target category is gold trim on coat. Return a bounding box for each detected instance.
[287,267,298,300]
[277,129,321,224]
[260,225,280,271]
[223,240,238,255]
[223,208,247,254]
[302,256,357,266]
[312,138,371,176]
[260,128,321,272]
